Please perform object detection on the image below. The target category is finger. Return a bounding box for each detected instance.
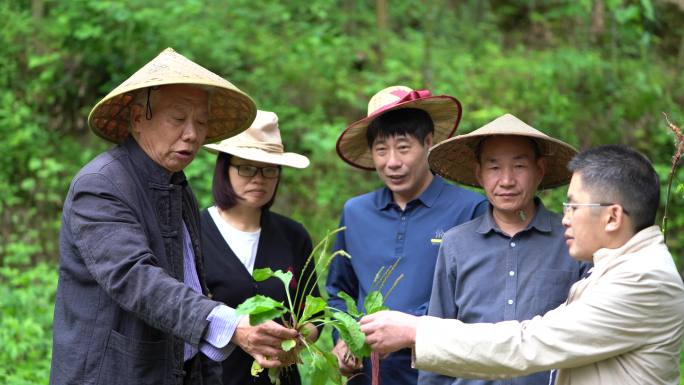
[262,324,299,339]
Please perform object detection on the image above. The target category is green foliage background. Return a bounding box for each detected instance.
[1,0,683,383]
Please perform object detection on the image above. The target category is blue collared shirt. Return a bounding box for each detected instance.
[419,199,591,385]
[327,175,487,385]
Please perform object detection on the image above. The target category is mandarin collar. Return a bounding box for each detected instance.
[122,136,187,186]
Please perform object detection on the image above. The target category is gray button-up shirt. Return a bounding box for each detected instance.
[420,199,590,385]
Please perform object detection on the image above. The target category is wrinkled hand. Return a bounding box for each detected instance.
[231,317,298,368]
[359,310,418,355]
[332,339,363,376]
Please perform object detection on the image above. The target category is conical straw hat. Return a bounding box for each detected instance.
[428,113,577,189]
[204,110,310,169]
[336,85,462,170]
[88,47,256,144]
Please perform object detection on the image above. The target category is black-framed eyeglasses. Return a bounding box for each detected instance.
[562,202,629,216]
[231,164,280,179]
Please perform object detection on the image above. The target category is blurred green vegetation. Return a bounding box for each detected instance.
[1,0,683,383]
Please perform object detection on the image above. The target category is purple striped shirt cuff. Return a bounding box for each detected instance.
[200,305,242,361]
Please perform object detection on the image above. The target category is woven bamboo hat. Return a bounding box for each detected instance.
[88,47,256,144]
[428,113,577,189]
[336,85,462,170]
[204,110,309,169]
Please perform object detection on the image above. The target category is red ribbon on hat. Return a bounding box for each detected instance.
[375,89,433,115]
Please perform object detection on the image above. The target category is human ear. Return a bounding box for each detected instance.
[604,205,625,233]
[475,162,483,186]
[424,133,434,148]
[129,104,144,135]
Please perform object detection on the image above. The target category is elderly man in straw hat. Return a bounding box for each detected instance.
[326,86,487,385]
[359,144,684,385]
[419,113,589,385]
[50,48,298,385]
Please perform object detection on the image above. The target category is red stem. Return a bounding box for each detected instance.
[371,352,380,385]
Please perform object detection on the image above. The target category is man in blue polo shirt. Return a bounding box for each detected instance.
[326,85,487,385]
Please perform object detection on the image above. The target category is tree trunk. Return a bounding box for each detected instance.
[376,0,387,65]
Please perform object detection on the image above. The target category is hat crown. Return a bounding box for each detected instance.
[226,110,284,153]
[366,85,432,116]
[473,113,550,138]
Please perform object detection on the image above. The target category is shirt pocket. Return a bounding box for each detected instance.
[96,329,168,385]
[532,269,574,315]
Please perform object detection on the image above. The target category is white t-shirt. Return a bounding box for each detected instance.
[208,206,261,274]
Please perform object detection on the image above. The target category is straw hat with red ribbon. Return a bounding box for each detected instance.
[428,113,578,190]
[336,85,462,170]
[88,47,256,144]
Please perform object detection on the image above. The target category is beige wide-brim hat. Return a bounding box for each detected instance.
[336,85,462,170]
[204,110,310,169]
[88,47,256,144]
[428,113,578,190]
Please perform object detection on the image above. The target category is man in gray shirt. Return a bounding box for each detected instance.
[421,113,590,385]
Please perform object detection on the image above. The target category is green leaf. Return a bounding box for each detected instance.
[332,311,371,358]
[363,291,388,314]
[253,268,293,288]
[337,291,361,317]
[253,267,274,282]
[281,339,297,352]
[235,295,287,325]
[273,270,293,288]
[299,295,326,324]
[250,360,263,377]
[268,367,281,385]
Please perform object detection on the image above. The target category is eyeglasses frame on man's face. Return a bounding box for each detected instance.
[230,164,281,179]
[562,202,629,216]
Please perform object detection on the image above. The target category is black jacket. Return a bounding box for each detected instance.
[51,137,222,385]
[200,209,315,385]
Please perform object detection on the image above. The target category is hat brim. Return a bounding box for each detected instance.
[204,144,310,169]
[428,132,577,190]
[336,95,462,170]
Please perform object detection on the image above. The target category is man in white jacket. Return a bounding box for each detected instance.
[360,144,684,385]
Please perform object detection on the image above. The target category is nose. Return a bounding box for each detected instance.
[499,167,515,186]
[181,120,206,142]
[386,149,402,169]
[561,210,571,227]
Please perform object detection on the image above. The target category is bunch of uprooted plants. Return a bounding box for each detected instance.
[236,227,402,385]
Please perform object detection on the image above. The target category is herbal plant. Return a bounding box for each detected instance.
[235,227,403,385]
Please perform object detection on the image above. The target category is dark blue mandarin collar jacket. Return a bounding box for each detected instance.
[51,136,221,385]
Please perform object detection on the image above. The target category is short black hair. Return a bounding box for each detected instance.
[212,152,278,211]
[568,144,660,232]
[366,108,434,149]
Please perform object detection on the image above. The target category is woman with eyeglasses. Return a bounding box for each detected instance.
[200,110,317,385]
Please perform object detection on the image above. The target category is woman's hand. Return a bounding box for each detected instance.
[231,317,298,368]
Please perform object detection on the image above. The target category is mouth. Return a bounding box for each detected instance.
[175,150,194,159]
[386,174,406,183]
[564,235,574,246]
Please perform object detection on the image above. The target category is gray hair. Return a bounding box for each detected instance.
[567,144,660,232]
